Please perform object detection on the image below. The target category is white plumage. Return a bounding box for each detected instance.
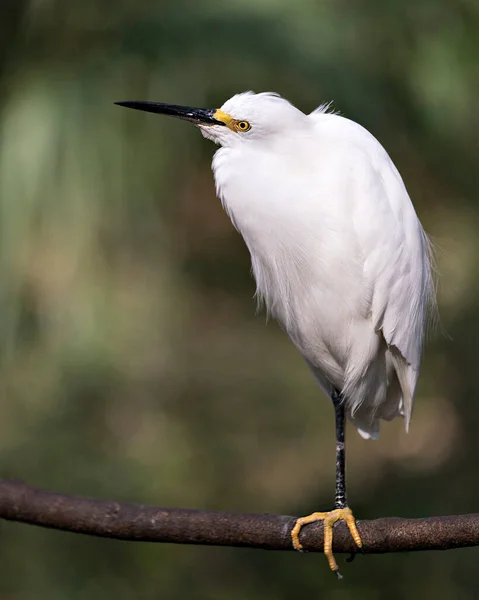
[202,92,434,439]
[115,90,437,573]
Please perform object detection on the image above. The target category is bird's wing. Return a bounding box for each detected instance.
[353,130,435,427]
[371,219,434,428]
[309,112,435,429]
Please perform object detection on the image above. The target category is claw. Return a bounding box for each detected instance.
[291,506,362,576]
[346,553,356,563]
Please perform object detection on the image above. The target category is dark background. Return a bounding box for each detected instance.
[1,1,478,598]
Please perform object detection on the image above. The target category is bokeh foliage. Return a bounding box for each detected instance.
[1,0,479,597]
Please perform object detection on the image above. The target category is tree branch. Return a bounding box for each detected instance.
[0,479,478,554]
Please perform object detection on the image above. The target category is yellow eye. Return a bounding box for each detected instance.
[235,120,251,132]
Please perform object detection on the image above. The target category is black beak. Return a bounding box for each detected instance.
[114,101,226,126]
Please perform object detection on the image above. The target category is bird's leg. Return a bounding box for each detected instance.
[333,388,347,510]
[290,389,362,578]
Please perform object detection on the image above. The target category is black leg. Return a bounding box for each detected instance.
[332,388,347,510]
[290,386,362,571]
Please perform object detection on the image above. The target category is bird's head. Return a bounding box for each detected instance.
[115,92,308,147]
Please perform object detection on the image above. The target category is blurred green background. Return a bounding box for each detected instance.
[1,0,478,598]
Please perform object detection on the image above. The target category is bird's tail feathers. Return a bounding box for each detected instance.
[388,345,415,432]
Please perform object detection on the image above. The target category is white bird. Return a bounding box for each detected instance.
[116,92,435,577]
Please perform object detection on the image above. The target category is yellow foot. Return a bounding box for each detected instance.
[291,506,362,578]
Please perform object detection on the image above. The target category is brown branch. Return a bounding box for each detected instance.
[0,479,478,554]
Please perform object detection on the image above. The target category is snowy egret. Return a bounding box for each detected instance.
[116,92,435,577]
